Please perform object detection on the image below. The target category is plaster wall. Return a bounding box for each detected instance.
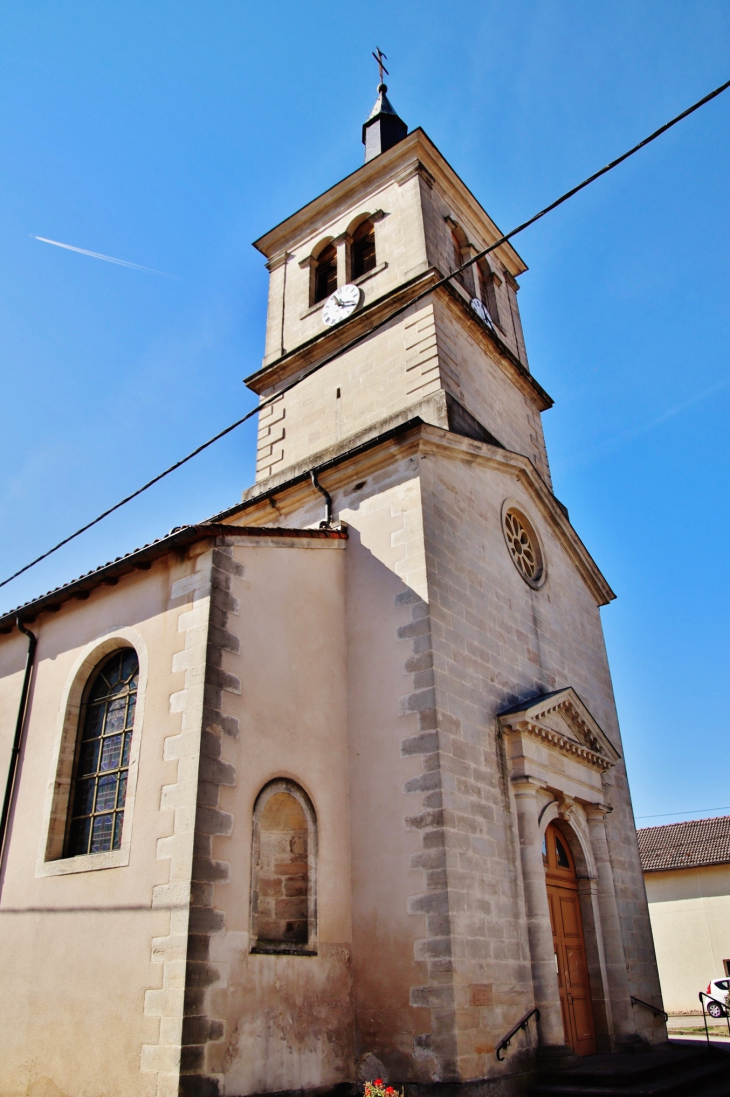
[184,537,355,1096]
[0,551,209,1097]
[240,455,460,1084]
[644,864,730,1013]
[339,461,440,1084]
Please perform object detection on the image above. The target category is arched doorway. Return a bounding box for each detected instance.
[543,821,596,1055]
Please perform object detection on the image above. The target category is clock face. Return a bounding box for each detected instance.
[322,284,362,327]
[470,296,494,330]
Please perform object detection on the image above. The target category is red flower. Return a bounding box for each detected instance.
[386,1088,394,1093]
[374,1082,382,1087]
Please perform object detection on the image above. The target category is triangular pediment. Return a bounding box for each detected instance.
[498,686,621,764]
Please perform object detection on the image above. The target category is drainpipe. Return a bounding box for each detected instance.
[0,619,37,869]
[310,469,333,528]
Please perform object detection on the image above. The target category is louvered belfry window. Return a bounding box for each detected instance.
[351,220,376,279]
[67,649,138,856]
[451,231,465,285]
[314,244,338,303]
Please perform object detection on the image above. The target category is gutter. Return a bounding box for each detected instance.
[0,619,37,878]
[310,469,333,528]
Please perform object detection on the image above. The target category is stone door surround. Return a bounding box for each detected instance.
[499,688,638,1055]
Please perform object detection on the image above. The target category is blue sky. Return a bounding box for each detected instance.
[1,2,728,825]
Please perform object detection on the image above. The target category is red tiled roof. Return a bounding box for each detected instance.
[637,815,730,872]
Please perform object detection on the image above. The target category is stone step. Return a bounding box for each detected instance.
[529,1042,728,1096]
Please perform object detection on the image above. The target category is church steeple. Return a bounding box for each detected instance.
[362,49,407,162]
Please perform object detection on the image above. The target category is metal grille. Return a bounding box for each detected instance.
[67,649,138,856]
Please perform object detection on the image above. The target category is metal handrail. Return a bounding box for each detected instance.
[630,995,668,1022]
[495,1007,540,1061]
[699,990,730,1045]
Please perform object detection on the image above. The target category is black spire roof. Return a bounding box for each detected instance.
[362,83,408,162]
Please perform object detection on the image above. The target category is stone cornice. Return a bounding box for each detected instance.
[503,719,614,772]
[416,429,616,606]
[244,266,551,413]
[215,416,615,607]
[252,129,527,278]
[244,267,440,395]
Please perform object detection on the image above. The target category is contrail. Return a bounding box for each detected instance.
[31,235,178,278]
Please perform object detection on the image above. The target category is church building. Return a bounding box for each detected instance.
[0,80,666,1097]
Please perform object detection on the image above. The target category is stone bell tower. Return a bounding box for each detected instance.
[229,80,664,1093]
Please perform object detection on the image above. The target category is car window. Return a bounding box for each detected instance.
[716,980,730,990]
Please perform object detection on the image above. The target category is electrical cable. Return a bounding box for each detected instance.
[3,74,730,597]
[636,807,730,820]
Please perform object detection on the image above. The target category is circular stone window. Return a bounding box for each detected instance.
[502,506,545,588]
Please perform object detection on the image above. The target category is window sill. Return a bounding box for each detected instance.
[352,260,388,287]
[251,946,317,956]
[36,847,130,877]
[298,262,389,320]
[300,299,325,321]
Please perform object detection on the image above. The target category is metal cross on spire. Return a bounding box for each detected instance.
[372,47,389,86]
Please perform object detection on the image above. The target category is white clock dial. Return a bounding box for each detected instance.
[322,284,362,327]
[470,296,494,329]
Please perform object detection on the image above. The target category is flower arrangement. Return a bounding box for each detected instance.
[364,1080,403,1097]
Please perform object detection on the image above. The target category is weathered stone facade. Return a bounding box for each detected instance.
[0,115,663,1097]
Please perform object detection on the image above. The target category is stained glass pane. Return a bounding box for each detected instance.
[74,777,96,815]
[99,735,122,771]
[95,774,118,812]
[67,649,138,857]
[89,672,111,702]
[113,812,124,850]
[105,698,126,732]
[91,813,113,853]
[83,703,105,740]
[106,655,122,686]
[121,649,137,681]
[69,816,91,856]
[77,739,100,776]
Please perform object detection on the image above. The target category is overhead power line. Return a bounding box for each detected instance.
[3,74,730,598]
[636,806,730,820]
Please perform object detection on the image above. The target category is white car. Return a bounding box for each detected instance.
[704,978,730,1017]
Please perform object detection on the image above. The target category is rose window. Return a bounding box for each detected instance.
[503,509,543,585]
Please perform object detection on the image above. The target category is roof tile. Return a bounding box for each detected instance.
[637,815,730,872]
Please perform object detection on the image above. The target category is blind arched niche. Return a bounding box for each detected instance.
[250,780,317,954]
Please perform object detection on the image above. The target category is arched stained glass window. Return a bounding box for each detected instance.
[67,649,138,856]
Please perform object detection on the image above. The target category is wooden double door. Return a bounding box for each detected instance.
[544,822,596,1056]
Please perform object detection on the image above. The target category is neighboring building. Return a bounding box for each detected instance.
[0,83,665,1097]
[639,816,730,1014]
